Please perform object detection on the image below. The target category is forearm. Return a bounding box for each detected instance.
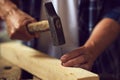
[0,0,17,20]
[84,18,120,57]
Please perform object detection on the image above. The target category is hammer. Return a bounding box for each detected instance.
[27,2,65,46]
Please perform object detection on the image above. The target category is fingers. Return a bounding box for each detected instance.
[61,54,93,70]
[6,8,38,41]
[61,48,84,63]
[10,27,34,41]
[60,47,94,70]
[62,54,86,67]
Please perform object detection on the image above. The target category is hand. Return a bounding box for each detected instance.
[60,46,97,70]
[5,8,37,41]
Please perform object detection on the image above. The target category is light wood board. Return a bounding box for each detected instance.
[0,58,21,80]
[0,42,99,80]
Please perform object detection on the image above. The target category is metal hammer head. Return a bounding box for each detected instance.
[44,2,65,46]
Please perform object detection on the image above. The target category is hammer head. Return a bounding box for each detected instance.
[44,2,65,46]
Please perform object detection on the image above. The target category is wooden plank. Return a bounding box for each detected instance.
[0,58,21,80]
[33,76,42,80]
[0,42,99,80]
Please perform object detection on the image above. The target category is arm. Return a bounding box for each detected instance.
[61,13,120,70]
[84,18,120,58]
[0,0,18,19]
[0,0,37,40]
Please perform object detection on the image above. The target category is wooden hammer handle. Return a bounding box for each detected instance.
[27,20,49,33]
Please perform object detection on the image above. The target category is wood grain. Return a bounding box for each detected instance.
[0,42,99,80]
[0,58,21,80]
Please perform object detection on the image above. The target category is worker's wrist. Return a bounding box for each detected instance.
[83,41,102,59]
[0,0,18,19]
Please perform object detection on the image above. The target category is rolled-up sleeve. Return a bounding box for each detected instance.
[104,7,120,23]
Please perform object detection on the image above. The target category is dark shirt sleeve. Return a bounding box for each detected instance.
[104,7,120,23]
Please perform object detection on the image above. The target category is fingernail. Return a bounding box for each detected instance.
[62,63,66,66]
[61,56,66,61]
